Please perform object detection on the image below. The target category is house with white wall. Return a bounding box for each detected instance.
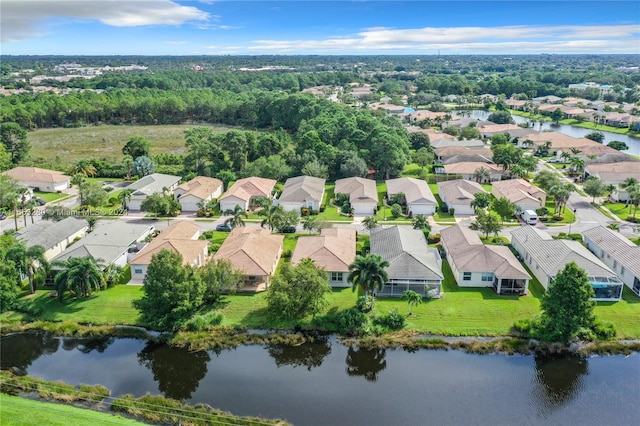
[219,177,277,212]
[3,167,70,192]
[437,179,487,215]
[277,176,325,212]
[492,179,546,212]
[15,217,88,261]
[125,173,181,211]
[386,177,437,215]
[174,176,223,212]
[334,177,378,215]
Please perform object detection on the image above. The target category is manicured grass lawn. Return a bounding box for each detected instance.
[603,201,637,221]
[595,288,640,339]
[318,184,352,222]
[33,191,68,203]
[28,124,236,166]
[0,394,147,426]
[401,162,422,177]
[539,199,576,224]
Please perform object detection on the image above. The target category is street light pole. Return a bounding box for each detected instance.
[568,208,577,234]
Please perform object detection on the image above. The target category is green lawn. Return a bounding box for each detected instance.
[0,394,147,426]
[539,199,576,224]
[603,201,637,221]
[33,192,68,203]
[318,183,353,221]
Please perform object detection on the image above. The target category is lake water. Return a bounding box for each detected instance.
[453,110,640,156]
[2,333,639,426]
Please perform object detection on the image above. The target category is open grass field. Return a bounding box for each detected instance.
[0,394,147,426]
[28,124,235,166]
[4,259,638,337]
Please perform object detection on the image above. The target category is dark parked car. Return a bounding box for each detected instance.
[35,197,46,206]
[216,223,233,232]
[0,212,6,220]
[279,225,297,234]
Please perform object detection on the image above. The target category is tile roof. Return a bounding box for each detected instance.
[510,226,616,278]
[130,221,205,265]
[443,162,503,175]
[213,227,283,276]
[431,138,487,149]
[386,178,436,205]
[334,177,378,204]
[492,179,546,204]
[440,225,530,279]
[291,228,356,272]
[370,226,443,280]
[175,176,223,200]
[583,226,640,278]
[3,167,70,183]
[279,176,326,203]
[126,173,181,195]
[15,217,88,251]
[434,146,493,159]
[219,177,277,203]
[437,179,487,206]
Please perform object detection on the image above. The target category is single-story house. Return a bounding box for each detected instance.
[125,173,182,211]
[430,138,487,150]
[174,176,224,212]
[442,154,495,165]
[441,225,531,295]
[443,162,504,182]
[276,176,326,212]
[584,162,640,202]
[52,221,156,267]
[583,226,640,297]
[129,221,208,281]
[213,227,284,292]
[370,226,443,297]
[15,217,88,261]
[437,179,488,215]
[334,177,378,215]
[492,179,546,212]
[291,228,356,287]
[219,177,277,212]
[434,146,493,163]
[511,226,623,301]
[386,177,437,215]
[2,167,70,193]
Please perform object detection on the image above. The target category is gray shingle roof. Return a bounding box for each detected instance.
[16,217,87,251]
[583,226,640,278]
[279,176,326,203]
[126,173,181,195]
[370,226,443,280]
[386,178,437,205]
[510,226,615,278]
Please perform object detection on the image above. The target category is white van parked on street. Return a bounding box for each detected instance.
[522,210,538,225]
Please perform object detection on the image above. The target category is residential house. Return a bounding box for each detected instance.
[406,127,456,141]
[430,138,487,150]
[442,154,495,165]
[505,99,527,110]
[476,123,522,137]
[334,177,378,215]
[442,162,504,182]
[174,176,224,212]
[511,226,623,301]
[125,173,181,211]
[583,226,640,297]
[129,221,208,281]
[219,176,277,212]
[213,227,284,291]
[492,179,546,212]
[386,177,437,215]
[434,146,493,163]
[437,179,487,215]
[291,228,356,287]
[441,225,531,295]
[370,226,443,297]
[52,221,156,267]
[3,167,70,192]
[15,217,88,261]
[584,162,640,202]
[276,176,326,212]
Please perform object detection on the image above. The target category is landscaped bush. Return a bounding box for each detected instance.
[513,318,532,335]
[184,311,224,331]
[319,205,326,212]
[356,295,373,313]
[448,207,455,215]
[391,203,402,218]
[427,233,441,244]
[8,300,43,317]
[373,310,406,330]
[592,320,617,340]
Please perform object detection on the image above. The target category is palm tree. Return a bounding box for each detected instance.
[569,147,582,155]
[473,166,490,183]
[402,290,423,315]
[411,214,430,231]
[549,183,573,215]
[570,157,585,177]
[25,198,38,224]
[362,215,378,230]
[7,244,49,294]
[348,253,389,310]
[52,256,105,301]
[224,205,248,228]
[69,160,97,177]
[259,205,284,230]
[103,263,125,287]
[118,189,133,211]
[122,155,134,181]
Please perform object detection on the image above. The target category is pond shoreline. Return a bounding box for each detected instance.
[2,321,639,356]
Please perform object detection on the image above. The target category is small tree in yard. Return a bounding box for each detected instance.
[266,258,331,320]
[199,259,244,305]
[412,214,430,231]
[402,290,422,315]
[469,210,502,237]
[534,262,596,344]
[362,215,378,230]
[348,253,389,310]
[583,176,606,203]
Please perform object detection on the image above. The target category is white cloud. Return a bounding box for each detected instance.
[248,24,640,54]
[1,0,209,42]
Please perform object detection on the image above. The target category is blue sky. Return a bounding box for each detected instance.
[1,1,639,55]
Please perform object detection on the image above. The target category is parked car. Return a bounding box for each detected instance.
[546,158,559,163]
[0,212,6,220]
[216,223,233,232]
[35,197,46,205]
[279,225,297,234]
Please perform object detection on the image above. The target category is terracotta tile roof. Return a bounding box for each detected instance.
[334,177,378,204]
[3,167,69,183]
[437,179,487,205]
[279,176,326,203]
[492,179,546,204]
[291,228,356,273]
[443,162,503,175]
[213,227,283,276]
[129,221,205,265]
[220,177,277,203]
[175,176,223,200]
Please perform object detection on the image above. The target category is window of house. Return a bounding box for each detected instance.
[331,272,343,282]
[463,272,472,281]
[481,272,494,282]
[134,268,143,274]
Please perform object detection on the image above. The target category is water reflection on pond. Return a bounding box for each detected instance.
[1,333,639,426]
